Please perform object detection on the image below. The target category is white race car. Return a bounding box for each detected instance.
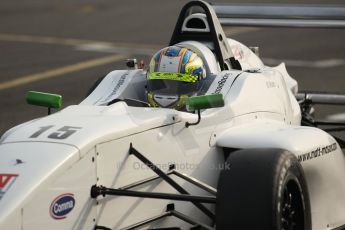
[1,1,345,229]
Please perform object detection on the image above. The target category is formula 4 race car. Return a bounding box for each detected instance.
[1,1,345,229]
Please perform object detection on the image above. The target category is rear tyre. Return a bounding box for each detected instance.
[216,149,311,230]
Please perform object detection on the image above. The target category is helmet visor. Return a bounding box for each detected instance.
[147,72,201,95]
[147,79,200,95]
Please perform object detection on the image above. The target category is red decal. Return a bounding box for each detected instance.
[0,174,18,200]
[0,174,18,189]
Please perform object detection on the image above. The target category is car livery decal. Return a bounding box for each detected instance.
[97,71,131,105]
[206,72,240,96]
[50,193,75,219]
[213,73,231,94]
[298,143,338,162]
[0,174,18,201]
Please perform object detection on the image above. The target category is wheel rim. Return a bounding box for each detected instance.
[281,180,305,230]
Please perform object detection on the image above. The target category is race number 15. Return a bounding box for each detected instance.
[30,126,82,139]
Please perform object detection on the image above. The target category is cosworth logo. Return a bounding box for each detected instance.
[0,174,18,200]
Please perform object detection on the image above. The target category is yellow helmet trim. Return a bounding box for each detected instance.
[147,72,198,83]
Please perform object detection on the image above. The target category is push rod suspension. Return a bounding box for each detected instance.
[91,185,216,203]
[129,144,215,220]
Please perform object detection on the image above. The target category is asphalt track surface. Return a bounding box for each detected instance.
[0,0,344,141]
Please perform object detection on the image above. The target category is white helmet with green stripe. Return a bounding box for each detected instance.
[147,46,206,110]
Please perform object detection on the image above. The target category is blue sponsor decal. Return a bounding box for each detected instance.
[49,193,75,219]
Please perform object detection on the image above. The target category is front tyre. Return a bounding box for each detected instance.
[216,149,311,230]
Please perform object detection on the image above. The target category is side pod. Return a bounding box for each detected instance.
[215,122,336,154]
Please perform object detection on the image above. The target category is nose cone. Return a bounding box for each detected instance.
[0,142,79,228]
[153,94,179,108]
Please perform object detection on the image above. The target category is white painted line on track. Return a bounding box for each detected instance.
[0,33,101,46]
[0,30,261,57]
[0,33,161,50]
[0,54,127,91]
[1,33,344,92]
[327,113,345,121]
[0,33,160,56]
[75,43,157,56]
[263,58,345,68]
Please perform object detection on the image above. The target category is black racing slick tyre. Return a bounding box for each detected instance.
[216,149,311,230]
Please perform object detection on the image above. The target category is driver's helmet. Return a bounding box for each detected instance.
[146,46,206,110]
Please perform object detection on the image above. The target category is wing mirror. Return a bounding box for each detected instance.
[185,94,224,127]
[26,91,62,115]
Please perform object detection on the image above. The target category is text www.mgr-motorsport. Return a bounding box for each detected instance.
[298,143,337,162]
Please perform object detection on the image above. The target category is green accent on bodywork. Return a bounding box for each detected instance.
[186,94,224,112]
[147,72,198,83]
[26,91,62,109]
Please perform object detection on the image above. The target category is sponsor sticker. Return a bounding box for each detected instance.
[213,73,231,94]
[298,143,338,162]
[99,71,130,104]
[49,193,75,219]
[0,174,18,200]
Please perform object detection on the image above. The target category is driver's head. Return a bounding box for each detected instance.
[146,46,206,110]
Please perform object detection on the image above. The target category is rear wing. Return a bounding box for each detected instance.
[213,4,345,28]
[296,92,345,105]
